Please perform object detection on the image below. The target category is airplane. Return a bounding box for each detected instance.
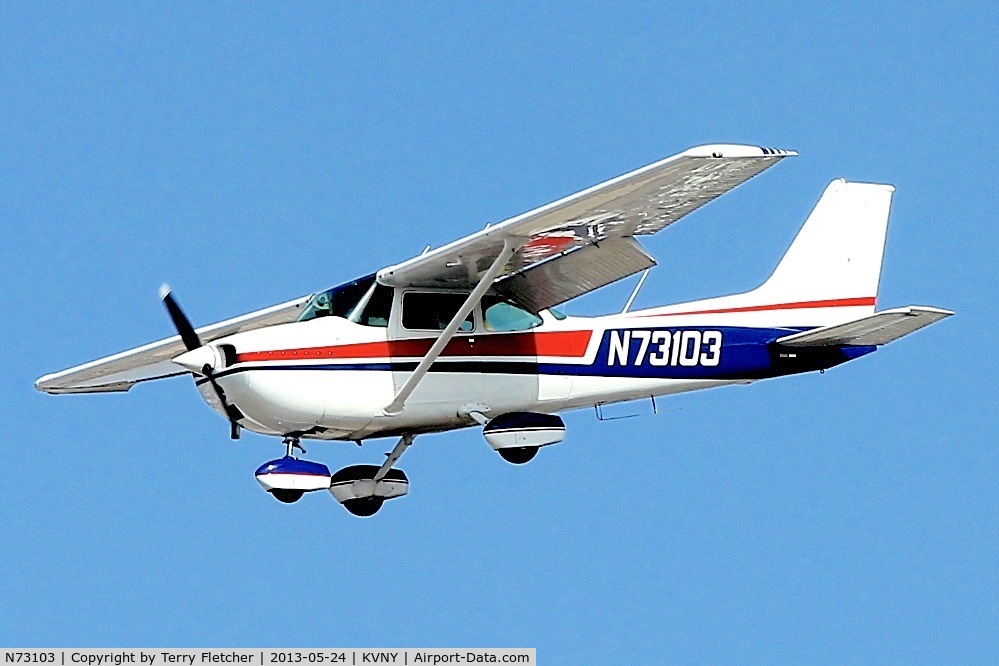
[36,144,952,517]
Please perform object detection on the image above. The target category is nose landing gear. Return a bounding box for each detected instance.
[254,437,332,504]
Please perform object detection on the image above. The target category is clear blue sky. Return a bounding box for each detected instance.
[2,2,996,662]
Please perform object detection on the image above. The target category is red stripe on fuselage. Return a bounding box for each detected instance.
[234,329,593,363]
[628,296,877,318]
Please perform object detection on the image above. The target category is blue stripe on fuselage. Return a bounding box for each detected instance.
[539,326,875,380]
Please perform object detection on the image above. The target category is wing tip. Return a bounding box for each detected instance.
[34,373,136,394]
[912,305,955,318]
[684,144,797,158]
[34,375,54,393]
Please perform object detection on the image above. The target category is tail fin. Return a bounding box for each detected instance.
[751,179,893,310]
[640,179,895,327]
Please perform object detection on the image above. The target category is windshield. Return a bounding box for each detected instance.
[298,274,376,322]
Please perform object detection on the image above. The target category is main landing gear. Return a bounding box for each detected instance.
[253,435,413,517]
[330,433,413,517]
[480,412,565,464]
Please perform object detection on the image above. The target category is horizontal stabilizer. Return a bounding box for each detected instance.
[775,306,953,347]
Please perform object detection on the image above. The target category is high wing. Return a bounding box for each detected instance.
[775,306,954,347]
[35,295,311,394]
[37,143,793,397]
[378,144,796,311]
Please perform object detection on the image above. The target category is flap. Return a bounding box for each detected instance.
[496,237,656,312]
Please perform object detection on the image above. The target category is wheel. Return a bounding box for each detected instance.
[343,496,385,517]
[271,489,305,504]
[498,446,539,464]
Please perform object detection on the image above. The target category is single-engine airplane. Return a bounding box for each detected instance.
[37,144,952,516]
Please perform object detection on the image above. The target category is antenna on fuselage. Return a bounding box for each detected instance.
[620,267,652,314]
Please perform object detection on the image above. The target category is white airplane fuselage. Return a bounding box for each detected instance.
[197,290,878,442]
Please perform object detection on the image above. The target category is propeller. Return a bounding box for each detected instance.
[160,284,244,439]
[160,284,202,352]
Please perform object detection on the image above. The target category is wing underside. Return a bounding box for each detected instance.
[377,144,795,308]
[35,295,311,394]
[497,237,656,312]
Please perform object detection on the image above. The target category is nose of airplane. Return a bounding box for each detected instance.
[171,344,222,375]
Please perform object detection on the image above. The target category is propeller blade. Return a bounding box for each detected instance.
[159,284,202,352]
[160,284,242,440]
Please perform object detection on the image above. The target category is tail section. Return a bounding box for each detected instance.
[640,179,896,327]
[750,179,893,312]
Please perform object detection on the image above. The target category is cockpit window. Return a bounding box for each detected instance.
[482,295,543,332]
[298,274,376,322]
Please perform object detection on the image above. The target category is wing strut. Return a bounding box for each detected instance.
[383,238,519,415]
[620,267,652,314]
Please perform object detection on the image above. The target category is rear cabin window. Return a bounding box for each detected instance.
[402,292,474,332]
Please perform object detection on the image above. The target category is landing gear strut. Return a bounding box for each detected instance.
[284,436,306,457]
[272,437,308,502]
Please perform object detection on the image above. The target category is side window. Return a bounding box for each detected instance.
[354,284,394,327]
[482,296,543,332]
[402,292,474,332]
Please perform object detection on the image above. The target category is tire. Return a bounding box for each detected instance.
[271,489,305,504]
[343,496,385,517]
[498,446,539,464]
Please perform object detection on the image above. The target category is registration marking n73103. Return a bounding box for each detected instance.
[608,330,722,367]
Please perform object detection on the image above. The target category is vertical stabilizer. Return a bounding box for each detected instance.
[637,179,896,327]
[752,179,893,309]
